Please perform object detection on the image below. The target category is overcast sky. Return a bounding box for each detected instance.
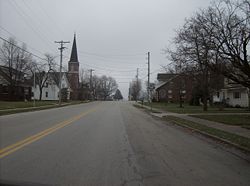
[0,0,211,98]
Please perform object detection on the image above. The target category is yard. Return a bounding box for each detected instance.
[143,102,250,114]
[0,101,58,110]
[0,100,88,116]
[163,115,250,150]
[191,115,250,129]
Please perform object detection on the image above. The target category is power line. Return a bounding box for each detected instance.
[0,26,46,57]
[0,36,46,61]
[36,0,68,38]
[77,54,148,65]
[78,50,145,58]
[21,0,59,40]
[8,0,56,53]
[78,62,147,72]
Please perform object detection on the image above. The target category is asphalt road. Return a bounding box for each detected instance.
[0,101,249,186]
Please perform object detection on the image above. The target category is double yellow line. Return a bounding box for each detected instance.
[0,107,97,159]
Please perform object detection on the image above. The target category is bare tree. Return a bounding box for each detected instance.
[165,0,249,109]
[204,0,250,87]
[194,0,250,108]
[0,37,32,100]
[92,75,101,100]
[130,79,142,101]
[165,17,212,111]
[99,75,118,100]
[90,75,118,100]
[33,54,56,100]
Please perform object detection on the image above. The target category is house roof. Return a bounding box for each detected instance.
[155,81,167,90]
[69,34,79,63]
[33,71,68,87]
[0,66,11,84]
[155,73,179,90]
[157,73,177,81]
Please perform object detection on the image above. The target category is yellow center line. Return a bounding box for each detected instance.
[0,107,98,159]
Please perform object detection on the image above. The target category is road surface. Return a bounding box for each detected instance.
[0,101,249,186]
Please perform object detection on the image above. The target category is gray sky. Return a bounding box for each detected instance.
[0,0,210,98]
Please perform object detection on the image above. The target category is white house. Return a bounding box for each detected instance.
[213,78,249,107]
[32,72,71,101]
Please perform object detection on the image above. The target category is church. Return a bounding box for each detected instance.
[31,34,81,101]
[67,34,80,100]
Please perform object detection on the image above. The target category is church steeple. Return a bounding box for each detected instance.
[68,33,80,100]
[69,33,79,63]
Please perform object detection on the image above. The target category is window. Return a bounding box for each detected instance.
[216,92,220,98]
[168,95,172,99]
[2,86,8,93]
[168,90,172,94]
[45,92,48,98]
[159,89,166,98]
[233,92,241,99]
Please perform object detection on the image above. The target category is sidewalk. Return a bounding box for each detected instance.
[139,104,250,139]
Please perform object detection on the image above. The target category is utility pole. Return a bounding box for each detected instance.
[147,52,152,111]
[89,69,94,100]
[55,40,70,105]
[136,68,139,101]
[33,71,36,107]
[147,52,150,102]
[179,61,183,108]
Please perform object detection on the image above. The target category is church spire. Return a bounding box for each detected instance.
[69,33,79,62]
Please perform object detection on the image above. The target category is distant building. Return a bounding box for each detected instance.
[32,34,84,101]
[213,78,249,107]
[32,72,70,101]
[0,65,32,101]
[155,73,194,103]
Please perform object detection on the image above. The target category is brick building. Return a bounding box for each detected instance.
[67,34,80,100]
[155,73,194,103]
[0,65,32,101]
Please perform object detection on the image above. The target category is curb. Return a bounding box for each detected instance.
[166,119,250,154]
[133,103,250,154]
[0,101,91,116]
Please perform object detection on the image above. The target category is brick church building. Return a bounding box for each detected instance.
[68,34,80,100]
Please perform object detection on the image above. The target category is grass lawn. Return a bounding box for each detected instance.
[144,102,250,114]
[163,115,250,151]
[191,115,250,129]
[0,100,89,116]
[0,101,58,110]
